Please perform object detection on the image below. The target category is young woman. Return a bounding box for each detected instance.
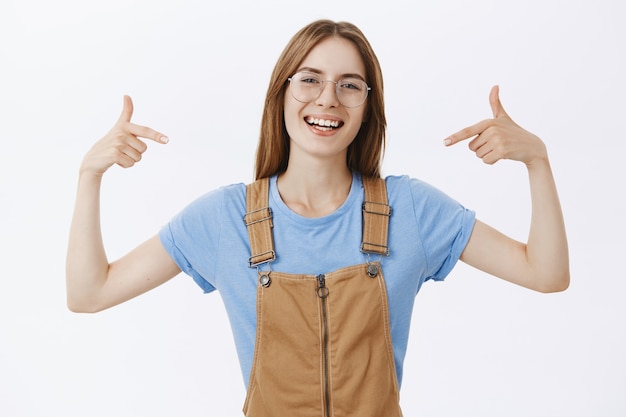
[66,19,569,417]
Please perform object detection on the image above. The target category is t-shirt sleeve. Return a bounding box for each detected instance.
[406,176,475,282]
[158,189,226,293]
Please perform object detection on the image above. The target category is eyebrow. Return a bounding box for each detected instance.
[296,66,367,82]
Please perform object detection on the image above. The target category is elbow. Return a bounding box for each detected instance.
[534,271,570,293]
[66,291,106,314]
[66,274,108,313]
[537,281,569,294]
[67,303,84,313]
[67,299,100,314]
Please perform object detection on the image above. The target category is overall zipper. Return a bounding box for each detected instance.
[316,274,330,417]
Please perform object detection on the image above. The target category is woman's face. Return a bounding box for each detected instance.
[284,36,367,166]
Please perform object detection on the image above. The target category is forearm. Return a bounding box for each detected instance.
[65,96,175,312]
[66,173,110,311]
[524,157,570,291]
[451,86,569,292]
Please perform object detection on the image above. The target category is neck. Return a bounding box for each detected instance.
[277,156,353,218]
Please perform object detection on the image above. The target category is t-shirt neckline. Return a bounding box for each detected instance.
[269,172,362,225]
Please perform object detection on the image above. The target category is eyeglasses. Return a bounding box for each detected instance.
[287,72,371,108]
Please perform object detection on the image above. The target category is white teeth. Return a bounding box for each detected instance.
[306,117,340,128]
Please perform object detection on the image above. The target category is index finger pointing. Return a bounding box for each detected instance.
[128,123,169,144]
[444,119,492,146]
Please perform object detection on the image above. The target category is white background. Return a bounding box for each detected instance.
[1,0,624,416]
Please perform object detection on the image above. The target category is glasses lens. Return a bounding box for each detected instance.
[289,72,322,104]
[289,72,369,108]
[337,78,369,108]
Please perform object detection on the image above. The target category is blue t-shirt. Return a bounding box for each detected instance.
[159,172,475,388]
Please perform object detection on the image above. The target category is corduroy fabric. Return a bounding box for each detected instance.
[242,178,402,417]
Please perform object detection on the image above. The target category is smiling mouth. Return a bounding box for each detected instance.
[305,116,343,131]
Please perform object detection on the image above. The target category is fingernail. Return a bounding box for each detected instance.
[443,138,452,146]
[160,136,169,144]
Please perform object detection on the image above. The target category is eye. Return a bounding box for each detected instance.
[339,79,363,91]
[298,73,321,84]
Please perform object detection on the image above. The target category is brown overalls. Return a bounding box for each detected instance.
[242,177,403,417]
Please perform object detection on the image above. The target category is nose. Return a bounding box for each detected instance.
[314,80,339,108]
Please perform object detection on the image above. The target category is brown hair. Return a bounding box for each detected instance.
[254,20,386,180]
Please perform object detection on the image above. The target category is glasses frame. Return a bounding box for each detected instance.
[287,72,371,108]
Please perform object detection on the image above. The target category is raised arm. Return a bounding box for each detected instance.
[66,96,181,313]
[445,86,569,293]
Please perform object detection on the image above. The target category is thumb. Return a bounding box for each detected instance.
[489,85,508,118]
[118,95,134,123]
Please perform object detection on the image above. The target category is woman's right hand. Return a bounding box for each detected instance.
[80,95,169,177]
[67,96,178,313]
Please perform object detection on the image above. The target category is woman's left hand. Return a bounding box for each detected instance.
[444,86,547,166]
[449,86,570,293]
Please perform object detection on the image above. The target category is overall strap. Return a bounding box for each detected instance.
[361,176,392,256]
[244,178,276,267]
[244,176,391,265]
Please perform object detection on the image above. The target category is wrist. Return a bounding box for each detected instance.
[525,156,553,180]
[524,140,549,169]
[78,168,105,185]
[78,157,108,179]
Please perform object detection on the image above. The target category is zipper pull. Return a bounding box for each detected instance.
[316,274,329,298]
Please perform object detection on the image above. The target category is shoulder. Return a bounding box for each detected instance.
[383,174,472,223]
[170,182,247,224]
[196,182,246,206]
[383,174,447,202]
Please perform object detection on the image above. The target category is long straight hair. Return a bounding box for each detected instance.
[254,20,386,180]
